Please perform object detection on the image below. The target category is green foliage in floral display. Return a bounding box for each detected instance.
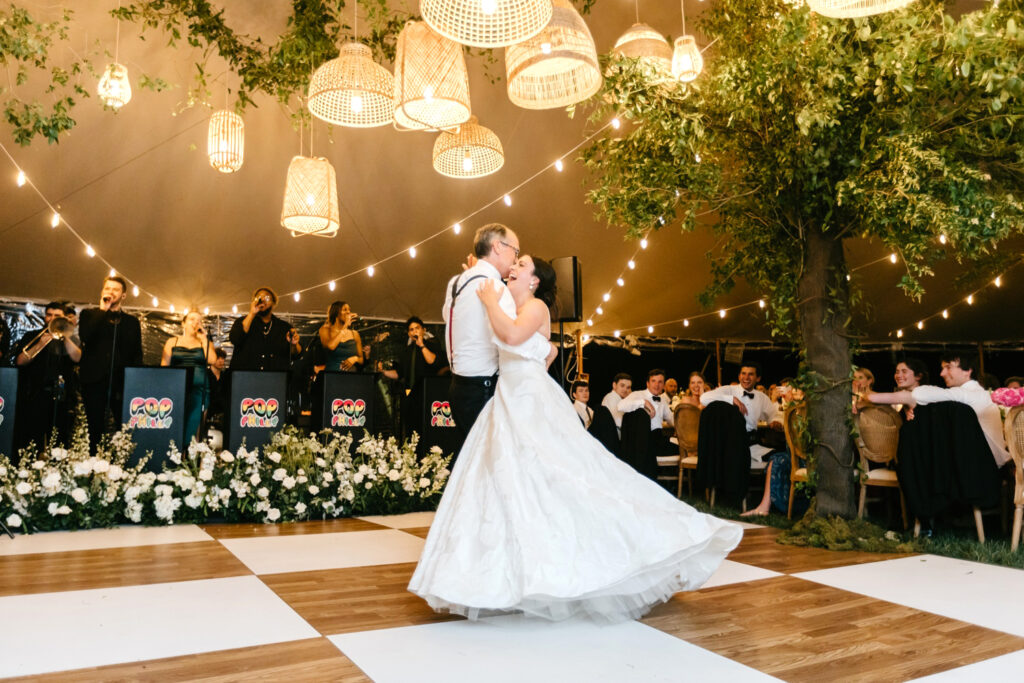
[0,420,451,533]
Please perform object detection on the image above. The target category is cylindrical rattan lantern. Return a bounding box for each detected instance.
[98,62,132,109]
[505,0,602,110]
[280,156,340,238]
[671,35,703,83]
[207,110,245,173]
[807,0,915,17]
[432,116,504,179]
[308,42,395,128]
[611,23,673,79]
[393,21,472,131]
[421,0,553,49]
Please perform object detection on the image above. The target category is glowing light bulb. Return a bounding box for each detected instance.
[994,276,1002,287]
[328,280,336,291]
[109,268,116,277]
[305,193,315,207]
[169,304,176,313]
[462,151,473,172]
[640,238,648,249]
[719,309,726,318]
[683,319,690,327]
[587,319,593,327]
[203,307,210,315]
[602,292,610,302]
[232,304,238,314]
[897,329,903,338]
[967,294,974,305]
[616,278,624,287]
[423,85,434,101]
[916,320,924,330]
[611,117,621,129]
[350,94,363,113]
[627,260,635,270]
[132,285,139,297]
[503,194,512,206]
[695,153,702,163]
[540,41,552,54]
[453,222,462,234]
[758,299,766,309]
[613,330,620,338]
[293,292,300,302]
[409,247,417,258]
[846,274,851,281]
[183,307,190,316]
[583,334,590,342]
[153,297,160,307]
[939,234,947,245]
[647,326,654,333]
[658,216,665,225]
[368,265,375,276]
[16,170,26,187]
[481,0,497,15]
[51,212,60,228]
[889,253,898,264]
[596,306,603,315]
[85,245,96,257]
[554,159,563,172]
[942,309,949,319]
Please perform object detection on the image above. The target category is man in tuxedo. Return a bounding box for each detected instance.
[700,362,783,466]
[79,276,143,451]
[600,373,632,435]
[571,380,592,429]
[617,368,677,458]
[443,224,519,452]
[380,316,449,441]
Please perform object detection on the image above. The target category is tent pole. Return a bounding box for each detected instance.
[715,339,723,387]
[977,342,985,377]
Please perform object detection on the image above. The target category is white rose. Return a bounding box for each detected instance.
[282,476,296,490]
[250,473,261,485]
[267,451,282,463]
[92,459,110,473]
[31,460,45,470]
[0,465,6,476]
[267,508,281,521]
[57,505,72,515]
[308,485,320,495]
[48,502,59,515]
[353,472,364,484]
[18,469,29,478]
[257,487,269,498]
[295,502,307,515]
[219,451,235,463]
[272,468,287,481]
[199,469,213,481]
[71,487,88,503]
[42,472,62,490]
[322,472,334,483]
[50,447,68,460]
[296,475,308,484]
[315,458,326,467]
[419,477,431,488]
[72,462,91,477]
[387,469,401,481]
[107,465,124,481]
[364,482,372,489]
[6,514,22,527]
[15,482,32,495]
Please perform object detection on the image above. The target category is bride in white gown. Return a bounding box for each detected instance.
[409,255,742,622]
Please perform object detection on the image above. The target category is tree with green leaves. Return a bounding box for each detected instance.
[581,0,1024,517]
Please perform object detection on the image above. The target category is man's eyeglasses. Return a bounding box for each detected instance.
[500,240,520,259]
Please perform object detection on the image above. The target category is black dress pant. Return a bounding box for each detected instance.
[81,380,120,452]
[448,374,497,461]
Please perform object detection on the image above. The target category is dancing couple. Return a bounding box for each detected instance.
[409,224,742,622]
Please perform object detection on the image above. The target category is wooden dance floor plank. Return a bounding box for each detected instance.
[4,637,370,682]
[200,517,388,539]
[642,575,1024,682]
[0,541,250,597]
[401,526,432,539]
[261,561,461,635]
[727,526,915,574]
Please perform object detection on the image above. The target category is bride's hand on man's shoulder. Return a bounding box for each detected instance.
[476,279,500,305]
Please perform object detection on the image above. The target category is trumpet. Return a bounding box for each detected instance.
[25,316,75,349]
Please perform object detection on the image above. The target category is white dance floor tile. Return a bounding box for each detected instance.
[0,524,213,556]
[0,576,318,677]
[219,529,425,575]
[328,615,781,683]
[358,511,436,528]
[701,560,782,589]
[907,648,1024,682]
[735,521,767,530]
[795,554,1024,637]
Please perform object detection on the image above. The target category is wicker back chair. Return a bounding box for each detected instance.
[782,403,809,518]
[673,403,701,496]
[1003,406,1024,551]
[854,405,908,528]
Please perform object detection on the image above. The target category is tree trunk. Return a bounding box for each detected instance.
[797,225,857,518]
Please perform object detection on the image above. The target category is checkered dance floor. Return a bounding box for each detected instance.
[2,514,1023,681]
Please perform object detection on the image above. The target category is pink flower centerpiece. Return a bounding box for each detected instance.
[991,387,1024,408]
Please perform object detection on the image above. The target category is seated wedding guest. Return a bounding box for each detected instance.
[571,380,593,428]
[673,371,706,410]
[853,368,874,394]
[79,276,143,450]
[13,301,82,450]
[379,316,448,440]
[1005,376,1023,389]
[701,363,783,467]
[618,369,677,479]
[600,372,633,435]
[868,354,1008,468]
[858,358,928,416]
[664,377,679,402]
[161,311,218,445]
[229,287,300,372]
[319,301,362,372]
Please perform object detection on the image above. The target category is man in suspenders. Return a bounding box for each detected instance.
[443,224,520,458]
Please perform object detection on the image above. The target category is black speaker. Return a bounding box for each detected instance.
[551,256,583,322]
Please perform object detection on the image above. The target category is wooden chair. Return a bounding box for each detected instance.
[854,405,908,529]
[1003,406,1024,551]
[673,403,701,497]
[783,403,809,519]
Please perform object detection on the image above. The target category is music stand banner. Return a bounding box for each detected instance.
[320,372,375,436]
[229,371,287,452]
[420,376,461,457]
[0,367,18,459]
[122,367,188,470]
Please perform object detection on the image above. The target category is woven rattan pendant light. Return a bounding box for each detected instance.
[281,156,340,238]
[612,23,673,79]
[671,2,702,83]
[807,0,915,17]
[308,42,395,127]
[207,110,245,173]
[393,21,472,131]
[432,116,504,178]
[98,62,132,109]
[505,0,601,110]
[421,0,553,49]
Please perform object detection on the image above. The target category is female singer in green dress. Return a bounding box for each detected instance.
[319,301,363,372]
[161,311,219,445]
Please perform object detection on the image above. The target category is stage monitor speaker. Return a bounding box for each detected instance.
[551,256,583,323]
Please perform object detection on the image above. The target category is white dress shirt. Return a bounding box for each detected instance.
[573,400,593,429]
[700,385,780,467]
[911,380,1010,467]
[442,260,516,377]
[601,391,627,429]
[617,389,675,431]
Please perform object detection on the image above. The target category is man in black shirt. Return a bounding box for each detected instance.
[228,287,300,372]
[381,316,449,441]
[13,301,82,450]
[79,277,144,450]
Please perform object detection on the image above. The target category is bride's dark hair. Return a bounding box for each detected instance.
[528,256,558,308]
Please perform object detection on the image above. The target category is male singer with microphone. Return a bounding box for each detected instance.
[228,287,300,372]
[79,276,144,451]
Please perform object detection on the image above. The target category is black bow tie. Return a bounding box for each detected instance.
[743,391,755,400]
[651,395,661,402]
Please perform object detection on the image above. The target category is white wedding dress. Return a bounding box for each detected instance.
[408,331,743,622]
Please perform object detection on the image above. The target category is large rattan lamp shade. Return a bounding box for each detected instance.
[308,42,395,128]
[807,0,915,17]
[393,21,472,132]
[505,0,601,110]
[611,23,673,79]
[281,156,340,238]
[421,0,553,49]
[671,35,703,83]
[207,110,244,173]
[432,116,504,178]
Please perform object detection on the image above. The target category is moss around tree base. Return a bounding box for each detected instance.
[778,506,918,554]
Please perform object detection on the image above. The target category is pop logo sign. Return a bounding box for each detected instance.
[129,397,174,429]
[430,401,455,428]
[331,398,366,427]
[240,398,280,428]
[0,396,5,428]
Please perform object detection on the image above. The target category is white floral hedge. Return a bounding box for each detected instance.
[0,420,451,533]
